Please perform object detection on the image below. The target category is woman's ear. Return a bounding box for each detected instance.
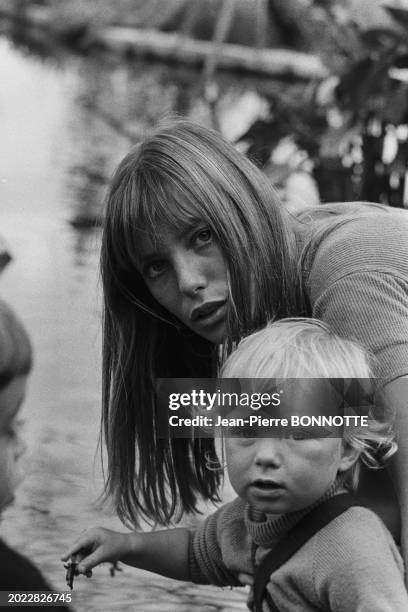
[338,441,360,473]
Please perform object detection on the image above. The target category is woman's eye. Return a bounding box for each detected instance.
[194,228,212,246]
[144,260,167,279]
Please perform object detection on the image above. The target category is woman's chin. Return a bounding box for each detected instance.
[197,321,227,345]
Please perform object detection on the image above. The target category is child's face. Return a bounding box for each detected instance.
[0,376,28,512]
[225,432,356,515]
[138,221,229,344]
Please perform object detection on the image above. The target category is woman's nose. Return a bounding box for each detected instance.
[254,438,282,468]
[175,254,207,295]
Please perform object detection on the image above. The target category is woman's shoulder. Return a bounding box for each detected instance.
[304,202,407,246]
[301,204,408,291]
[318,203,407,244]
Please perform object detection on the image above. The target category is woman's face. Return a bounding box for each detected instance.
[138,221,229,344]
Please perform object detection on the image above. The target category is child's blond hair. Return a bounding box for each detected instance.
[220,318,396,491]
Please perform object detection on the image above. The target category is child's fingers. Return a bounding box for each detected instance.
[61,528,103,561]
[61,548,83,563]
[61,527,126,575]
[61,542,90,562]
[76,548,109,574]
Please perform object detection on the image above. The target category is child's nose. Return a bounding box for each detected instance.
[254,438,282,468]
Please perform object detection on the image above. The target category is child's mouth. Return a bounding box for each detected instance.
[251,479,284,491]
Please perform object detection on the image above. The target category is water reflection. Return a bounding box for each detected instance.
[0,37,247,610]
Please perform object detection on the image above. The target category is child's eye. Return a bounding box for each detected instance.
[285,428,315,441]
[144,260,167,279]
[229,425,255,439]
[193,228,212,247]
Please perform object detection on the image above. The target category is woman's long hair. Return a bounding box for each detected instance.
[100,118,303,526]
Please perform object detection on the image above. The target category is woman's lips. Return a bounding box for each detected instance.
[191,301,227,328]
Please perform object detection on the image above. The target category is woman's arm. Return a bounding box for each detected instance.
[308,261,408,557]
[381,377,408,566]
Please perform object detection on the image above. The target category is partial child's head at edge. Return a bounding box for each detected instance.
[0,299,32,513]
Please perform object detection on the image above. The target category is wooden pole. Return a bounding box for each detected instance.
[98,27,329,79]
[202,0,237,84]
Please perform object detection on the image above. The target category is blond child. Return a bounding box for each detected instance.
[63,319,408,611]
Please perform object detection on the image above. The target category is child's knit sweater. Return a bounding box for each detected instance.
[189,492,408,611]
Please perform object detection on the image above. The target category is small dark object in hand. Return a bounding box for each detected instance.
[64,555,79,590]
[110,562,122,577]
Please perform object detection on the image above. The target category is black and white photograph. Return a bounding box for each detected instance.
[1,1,408,610]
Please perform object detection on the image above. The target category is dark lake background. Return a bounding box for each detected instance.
[0,37,248,611]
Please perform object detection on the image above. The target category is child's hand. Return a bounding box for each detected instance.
[61,528,134,575]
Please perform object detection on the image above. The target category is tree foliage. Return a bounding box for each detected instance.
[241,1,408,206]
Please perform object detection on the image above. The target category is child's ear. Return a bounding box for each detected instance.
[338,441,360,473]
